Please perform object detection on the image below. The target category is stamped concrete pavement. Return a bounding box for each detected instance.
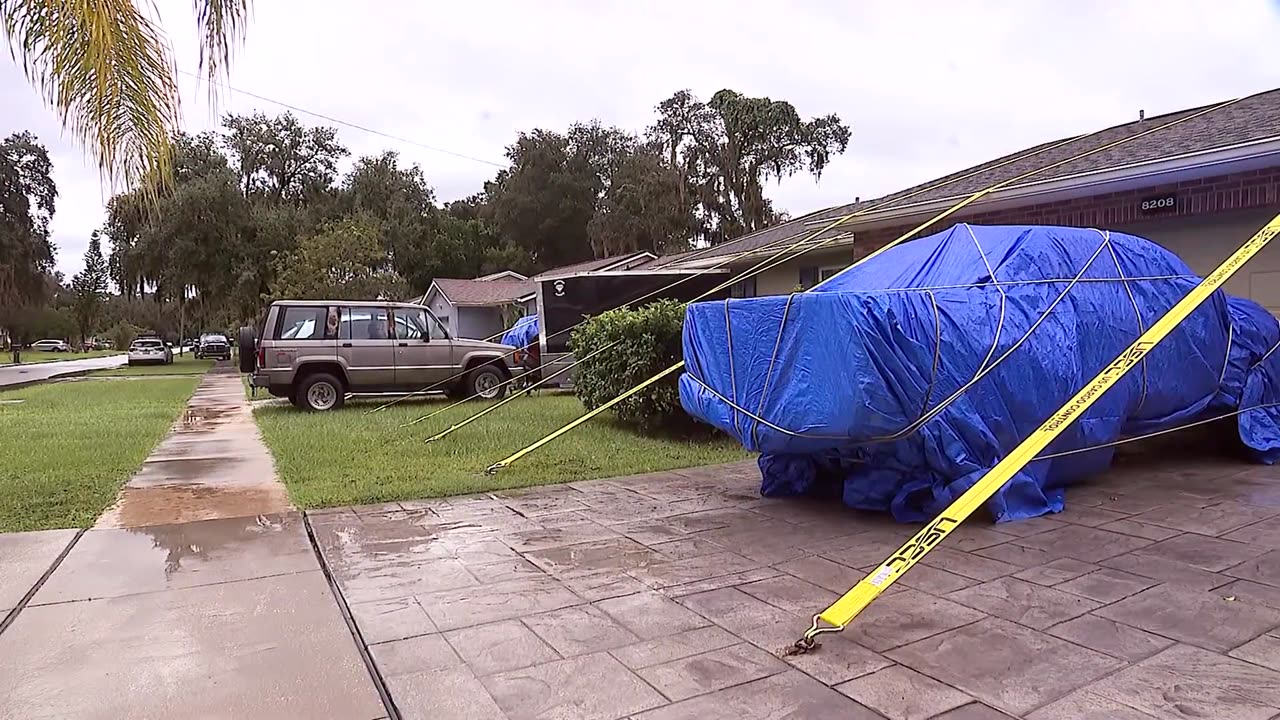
[314,448,1280,720]
[6,368,1280,718]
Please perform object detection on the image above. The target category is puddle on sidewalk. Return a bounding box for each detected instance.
[95,373,291,529]
[100,483,291,529]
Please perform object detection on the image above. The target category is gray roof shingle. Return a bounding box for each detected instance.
[433,278,534,306]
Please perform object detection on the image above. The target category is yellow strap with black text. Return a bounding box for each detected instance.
[794,211,1280,651]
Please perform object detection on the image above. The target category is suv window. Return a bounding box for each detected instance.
[393,308,448,340]
[277,306,336,340]
[341,306,392,340]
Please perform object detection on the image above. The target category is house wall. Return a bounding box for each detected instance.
[746,246,863,295]
[1119,206,1280,310]
[424,289,456,333]
[455,307,505,340]
[838,166,1280,311]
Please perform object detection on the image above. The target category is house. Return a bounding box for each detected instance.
[418,251,657,340]
[647,87,1280,313]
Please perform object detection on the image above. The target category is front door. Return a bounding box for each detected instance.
[339,306,396,389]
[392,306,453,389]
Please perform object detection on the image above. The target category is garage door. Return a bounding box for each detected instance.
[1117,206,1280,315]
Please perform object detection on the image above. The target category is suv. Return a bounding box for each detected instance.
[195,333,231,360]
[30,339,71,352]
[240,300,520,411]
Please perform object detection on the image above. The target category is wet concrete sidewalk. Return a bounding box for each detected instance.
[313,454,1280,720]
[0,367,387,719]
[0,514,386,719]
[96,367,292,528]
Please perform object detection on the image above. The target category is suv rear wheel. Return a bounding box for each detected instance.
[298,372,345,412]
[467,365,507,400]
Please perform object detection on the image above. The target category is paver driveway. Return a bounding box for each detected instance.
[312,450,1280,720]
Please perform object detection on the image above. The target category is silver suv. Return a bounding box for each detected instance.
[240,300,519,411]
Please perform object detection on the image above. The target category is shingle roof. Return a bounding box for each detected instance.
[658,87,1280,266]
[432,278,534,306]
[531,251,655,279]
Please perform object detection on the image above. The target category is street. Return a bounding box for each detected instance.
[0,355,127,389]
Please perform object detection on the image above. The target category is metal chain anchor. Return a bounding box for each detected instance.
[780,615,843,657]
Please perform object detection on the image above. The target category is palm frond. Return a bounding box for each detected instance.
[193,0,248,93]
[1,0,180,195]
[0,0,250,195]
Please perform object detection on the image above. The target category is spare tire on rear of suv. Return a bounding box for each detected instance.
[238,326,257,374]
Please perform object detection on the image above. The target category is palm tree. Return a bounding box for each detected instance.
[0,0,250,190]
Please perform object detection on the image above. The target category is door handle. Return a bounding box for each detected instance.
[341,342,352,348]
[398,342,408,347]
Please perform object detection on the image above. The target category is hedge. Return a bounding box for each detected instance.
[569,300,690,431]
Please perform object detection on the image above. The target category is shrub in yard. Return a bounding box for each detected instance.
[107,320,140,351]
[570,300,690,432]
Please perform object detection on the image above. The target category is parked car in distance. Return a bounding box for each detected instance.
[29,339,71,352]
[195,333,231,360]
[240,300,521,411]
[128,338,173,366]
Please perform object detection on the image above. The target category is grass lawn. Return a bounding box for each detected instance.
[2,349,121,366]
[88,352,214,376]
[0,378,200,532]
[254,394,752,508]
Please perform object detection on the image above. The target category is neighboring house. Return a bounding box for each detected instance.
[650,87,1280,313]
[418,275,533,340]
[418,251,657,341]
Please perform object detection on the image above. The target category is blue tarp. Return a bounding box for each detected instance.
[679,224,1280,523]
[501,314,539,348]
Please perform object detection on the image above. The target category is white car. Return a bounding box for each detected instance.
[128,338,173,365]
[30,339,71,352]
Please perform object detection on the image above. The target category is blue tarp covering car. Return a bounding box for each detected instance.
[679,224,1280,523]
[501,314,539,348]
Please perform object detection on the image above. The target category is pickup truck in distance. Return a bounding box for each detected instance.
[240,300,520,411]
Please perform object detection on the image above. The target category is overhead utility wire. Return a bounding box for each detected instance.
[176,68,506,168]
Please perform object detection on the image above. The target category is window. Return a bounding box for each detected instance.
[799,266,819,290]
[393,308,432,340]
[425,309,449,340]
[341,307,392,340]
[276,306,335,340]
[730,276,757,298]
[819,266,844,282]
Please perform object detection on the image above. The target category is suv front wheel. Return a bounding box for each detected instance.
[467,365,508,400]
[298,372,345,412]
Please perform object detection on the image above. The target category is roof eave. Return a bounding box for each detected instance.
[534,267,732,281]
[453,299,528,307]
[811,135,1280,229]
[425,281,450,306]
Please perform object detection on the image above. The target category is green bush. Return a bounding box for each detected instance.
[570,300,690,432]
[106,320,140,352]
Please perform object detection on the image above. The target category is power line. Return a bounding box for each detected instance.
[175,69,507,168]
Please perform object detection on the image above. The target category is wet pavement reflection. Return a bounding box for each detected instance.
[96,369,291,528]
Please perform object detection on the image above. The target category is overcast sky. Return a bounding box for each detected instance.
[4,0,1279,279]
